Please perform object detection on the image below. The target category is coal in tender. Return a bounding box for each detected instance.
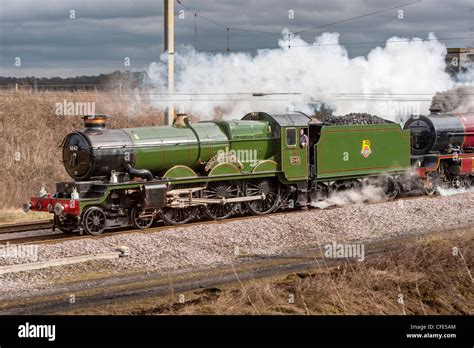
[314,113,393,125]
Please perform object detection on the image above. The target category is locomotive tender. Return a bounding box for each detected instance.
[24,110,474,235]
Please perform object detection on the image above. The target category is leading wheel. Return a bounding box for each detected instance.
[131,207,154,230]
[82,206,106,235]
[243,178,280,215]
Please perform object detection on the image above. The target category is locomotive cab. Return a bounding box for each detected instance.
[242,112,311,182]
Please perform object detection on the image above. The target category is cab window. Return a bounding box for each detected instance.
[286,128,296,147]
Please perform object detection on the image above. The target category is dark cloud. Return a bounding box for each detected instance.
[0,0,472,77]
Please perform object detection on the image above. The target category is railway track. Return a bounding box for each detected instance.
[0,209,304,245]
[0,220,53,234]
[0,193,434,246]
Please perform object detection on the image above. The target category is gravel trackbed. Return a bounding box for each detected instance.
[0,192,473,294]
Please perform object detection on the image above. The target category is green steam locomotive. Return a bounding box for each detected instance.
[25,111,414,234]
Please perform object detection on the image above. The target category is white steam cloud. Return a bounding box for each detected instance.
[310,185,386,209]
[436,186,473,197]
[147,30,459,121]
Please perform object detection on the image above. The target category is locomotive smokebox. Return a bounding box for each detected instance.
[62,114,136,180]
[404,113,474,155]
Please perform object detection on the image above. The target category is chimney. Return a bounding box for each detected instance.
[83,115,107,129]
[174,113,188,128]
[429,105,442,115]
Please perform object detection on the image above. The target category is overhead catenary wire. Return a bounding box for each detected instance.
[0,98,444,104]
[0,90,472,97]
[295,0,423,34]
[176,0,423,36]
[0,90,303,96]
[175,0,466,65]
[0,90,469,102]
[0,99,294,104]
[196,36,471,53]
[176,0,228,30]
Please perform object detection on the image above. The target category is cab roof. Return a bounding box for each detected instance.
[242,112,311,127]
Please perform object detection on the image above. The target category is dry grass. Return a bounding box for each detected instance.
[0,89,164,214]
[0,208,50,224]
[143,232,473,315]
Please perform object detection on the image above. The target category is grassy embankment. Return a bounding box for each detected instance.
[0,89,163,222]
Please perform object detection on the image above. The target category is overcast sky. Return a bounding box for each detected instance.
[0,0,472,77]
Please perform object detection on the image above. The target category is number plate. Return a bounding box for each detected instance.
[290,156,301,165]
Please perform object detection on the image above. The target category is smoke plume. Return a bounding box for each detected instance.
[430,63,474,113]
[147,31,458,121]
[431,86,474,113]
